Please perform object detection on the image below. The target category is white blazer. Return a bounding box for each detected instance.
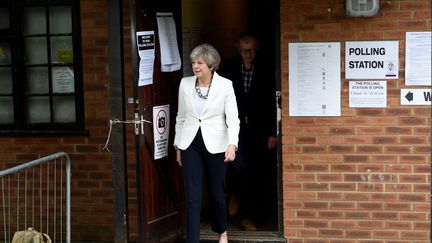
[174,72,240,154]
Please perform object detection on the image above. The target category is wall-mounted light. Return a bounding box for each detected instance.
[346,0,380,17]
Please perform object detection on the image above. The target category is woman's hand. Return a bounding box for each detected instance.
[224,144,237,162]
[176,150,182,166]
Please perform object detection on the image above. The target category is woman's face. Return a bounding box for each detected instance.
[192,55,212,79]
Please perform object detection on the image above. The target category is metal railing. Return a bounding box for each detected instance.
[0,152,71,243]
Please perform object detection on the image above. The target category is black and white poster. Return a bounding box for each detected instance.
[289,42,341,116]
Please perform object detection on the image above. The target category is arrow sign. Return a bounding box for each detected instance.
[401,89,432,105]
[405,91,413,102]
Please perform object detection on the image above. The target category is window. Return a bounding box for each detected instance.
[0,0,84,133]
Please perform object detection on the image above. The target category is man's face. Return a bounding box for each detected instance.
[238,39,257,64]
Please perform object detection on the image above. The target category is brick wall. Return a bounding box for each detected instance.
[280,0,431,242]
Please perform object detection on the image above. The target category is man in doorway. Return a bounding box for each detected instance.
[219,32,277,231]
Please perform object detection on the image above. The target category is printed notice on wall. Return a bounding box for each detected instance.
[345,41,399,79]
[136,31,155,86]
[156,12,182,72]
[153,105,170,160]
[289,42,341,116]
[405,32,431,86]
[349,81,387,108]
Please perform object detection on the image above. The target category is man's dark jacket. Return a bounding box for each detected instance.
[219,53,276,141]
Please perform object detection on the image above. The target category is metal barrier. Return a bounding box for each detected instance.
[0,152,71,243]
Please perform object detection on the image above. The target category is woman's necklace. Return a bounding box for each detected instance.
[195,76,213,99]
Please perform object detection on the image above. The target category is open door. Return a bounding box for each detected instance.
[133,0,184,242]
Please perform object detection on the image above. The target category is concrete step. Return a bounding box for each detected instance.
[200,230,286,243]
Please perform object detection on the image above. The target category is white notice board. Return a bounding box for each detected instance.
[289,42,341,116]
[405,32,432,86]
[349,81,387,108]
[345,41,399,79]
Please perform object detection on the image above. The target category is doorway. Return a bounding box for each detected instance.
[132,0,283,241]
[180,0,282,241]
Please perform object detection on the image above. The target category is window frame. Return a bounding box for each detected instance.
[0,0,85,135]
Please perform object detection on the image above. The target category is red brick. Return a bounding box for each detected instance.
[386,164,412,173]
[414,127,431,134]
[414,222,430,230]
[302,146,328,153]
[297,210,317,218]
[331,220,356,229]
[381,1,400,11]
[304,183,329,191]
[413,10,432,19]
[358,221,383,228]
[317,174,342,181]
[329,145,354,153]
[414,165,431,173]
[344,155,368,163]
[400,174,427,183]
[331,164,356,172]
[346,230,371,238]
[385,221,412,229]
[356,31,385,40]
[373,136,398,144]
[381,11,412,20]
[342,22,369,31]
[370,21,399,30]
[400,136,428,144]
[370,155,398,163]
[373,230,399,238]
[371,193,397,201]
[384,202,411,211]
[399,117,428,126]
[297,137,317,144]
[399,193,427,202]
[331,202,356,210]
[357,127,385,134]
[400,155,428,163]
[384,146,412,154]
[413,184,431,192]
[357,146,383,153]
[358,203,383,210]
[330,183,356,191]
[317,192,343,200]
[372,212,398,220]
[386,183,412,192]
[317,136,344,144]
[304,220,328,228]
[344,135,373,144]
[385,126,412,134]
[319,229,344,237]
[370,117,399,125]
[400,1,430,10]
[359,183,384,191]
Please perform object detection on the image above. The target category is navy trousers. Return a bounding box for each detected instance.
[181,129,228,243]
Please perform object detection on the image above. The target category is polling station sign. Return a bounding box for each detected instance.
[345,41,399,79]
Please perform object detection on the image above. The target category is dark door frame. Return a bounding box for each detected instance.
[107,0,130,243]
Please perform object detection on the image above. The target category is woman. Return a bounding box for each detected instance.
[174,43,240,243]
